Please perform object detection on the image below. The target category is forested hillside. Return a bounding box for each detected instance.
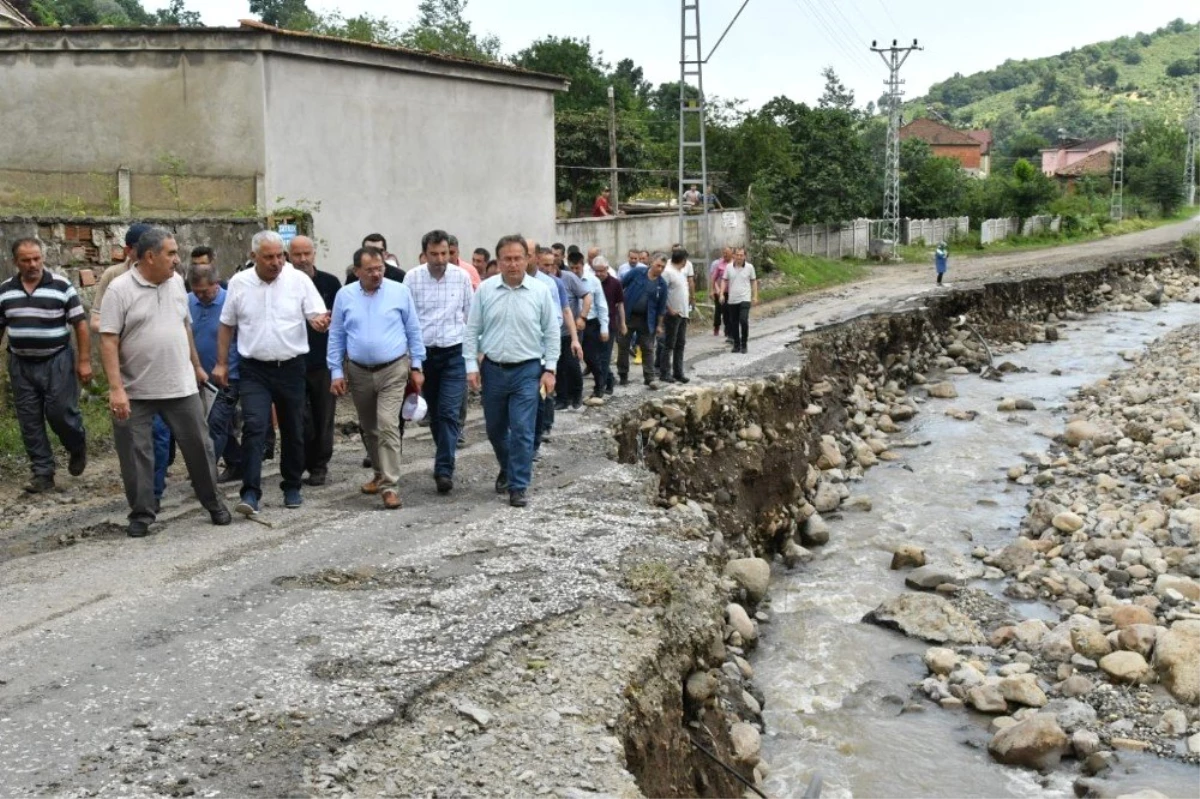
[907,19,1198,143]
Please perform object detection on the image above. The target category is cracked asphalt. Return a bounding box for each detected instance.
[0,217,1194,797]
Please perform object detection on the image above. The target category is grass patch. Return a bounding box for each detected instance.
[623,560,679,606]
[0,365,113,477]
[757,250,868,303]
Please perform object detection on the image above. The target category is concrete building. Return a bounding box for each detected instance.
[0,21,567,274]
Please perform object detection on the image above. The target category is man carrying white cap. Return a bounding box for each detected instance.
[327,245,426,510]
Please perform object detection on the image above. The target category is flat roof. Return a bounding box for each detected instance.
[0,20,570,93]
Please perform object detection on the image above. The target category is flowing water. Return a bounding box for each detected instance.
[756,302,1200,799]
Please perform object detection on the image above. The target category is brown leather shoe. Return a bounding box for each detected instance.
[361,477,381,495]
[381,490,402,510]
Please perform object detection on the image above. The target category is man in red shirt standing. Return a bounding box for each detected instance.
[591,187,612,217]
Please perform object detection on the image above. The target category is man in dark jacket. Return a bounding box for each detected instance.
[617,253,669,390]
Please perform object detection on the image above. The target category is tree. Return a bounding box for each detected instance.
[1166,58,1200,78]
[1005,158,1058,217]
[1004,130,1050,160]
[899,139,969,219]
[248,0,311,28]
[398,0,500,62]
[153,0,202,26]
[513,37,610,112]
[817,67,855,113]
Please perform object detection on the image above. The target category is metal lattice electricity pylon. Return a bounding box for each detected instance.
[872,38,921,259]
[1184,87,1198,207]
[1110,104,1125,222]
[678,0,709,261]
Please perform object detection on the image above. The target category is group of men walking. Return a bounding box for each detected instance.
[0,227,758,535]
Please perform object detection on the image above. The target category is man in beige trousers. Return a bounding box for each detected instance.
[327,247,426,509]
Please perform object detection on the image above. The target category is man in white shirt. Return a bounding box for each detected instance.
[213,230,329,516]
[616,248,641,279]
[406,230,474,494]
[656,249,692,384]
[719,247,758,354]
[568,251,609,401]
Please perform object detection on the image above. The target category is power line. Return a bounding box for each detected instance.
[873,0,898,29]
[789,0,875,78]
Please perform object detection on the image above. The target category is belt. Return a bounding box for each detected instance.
[348,354,405,373]
[245,355,303,368]
[484,357,539,370]
[426,343,463,354]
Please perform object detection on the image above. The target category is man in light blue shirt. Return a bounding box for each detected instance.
[328,247,426,510]
[526,242,580,448]
[464,236,559,508]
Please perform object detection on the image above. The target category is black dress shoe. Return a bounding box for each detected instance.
[303,470,327,486]
[508,489,528,508]
[435,474,453,494]
[217,466,243,484]
[127,520,151,538]
[68,448,87,477]
[675,375,690,384]
[210,506,233,526]
[494,471,509,494]
[24,474,55,494]
[362,456,373,469]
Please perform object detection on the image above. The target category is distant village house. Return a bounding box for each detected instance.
[898,118,991,176]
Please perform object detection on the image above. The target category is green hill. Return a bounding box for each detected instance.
[904,18,1199,143]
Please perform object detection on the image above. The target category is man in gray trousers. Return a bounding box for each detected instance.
[99,227,232,537]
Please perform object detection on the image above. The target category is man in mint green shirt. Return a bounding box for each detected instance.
[464,236,559,508]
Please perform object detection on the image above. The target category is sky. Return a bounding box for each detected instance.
[160,1,1199,110]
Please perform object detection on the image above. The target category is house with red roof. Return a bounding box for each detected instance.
[898,118,985,175]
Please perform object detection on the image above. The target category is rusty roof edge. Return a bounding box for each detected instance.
[0,22,570,92]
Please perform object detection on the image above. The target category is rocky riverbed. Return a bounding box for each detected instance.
[892,308,1200,793]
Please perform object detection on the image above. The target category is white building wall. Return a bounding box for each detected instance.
[262,56,558,273]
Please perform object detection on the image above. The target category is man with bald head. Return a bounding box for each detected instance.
[585,246,601,279]
[290,235,342,486]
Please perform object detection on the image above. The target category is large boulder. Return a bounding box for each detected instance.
[1110,605,1156,630]
[729,721,761,765]
[862,593,983,644]
[988,714,1070,770]
[999,674,1048,708]
[1064,420,1098,448]
[904,565,956,591]
[1154,620,1200,705]
[724,558,771,604]
[1099,651,1154,685]
[891,544,927,570]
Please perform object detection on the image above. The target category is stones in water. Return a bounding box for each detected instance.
[927,382,958,399]
[862,593,983,645]
[890,544,927,570]
[987,714,1069,770]
[904,565,956,591]
[724,558,771,604]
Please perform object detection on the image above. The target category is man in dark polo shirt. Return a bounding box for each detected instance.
[0,238,92,493]
[288,235,342,486]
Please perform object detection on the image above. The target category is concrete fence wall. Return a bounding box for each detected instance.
[980,217,1021,245]
[1021,215,1061,237]
[783,219,872,259]
[901,216,969,245]
[555,209,747,285]
[0,216,264,303]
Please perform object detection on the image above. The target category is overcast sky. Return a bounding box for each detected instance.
[166,1,1199,110]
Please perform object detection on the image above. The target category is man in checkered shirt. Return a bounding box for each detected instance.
[405,229,475,495]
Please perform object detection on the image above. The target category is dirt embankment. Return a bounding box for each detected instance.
[608,249,1197,796]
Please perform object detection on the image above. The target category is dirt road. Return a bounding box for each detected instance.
[0,217,1195,797]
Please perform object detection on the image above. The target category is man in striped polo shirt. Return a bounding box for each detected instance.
[0,238,92,493]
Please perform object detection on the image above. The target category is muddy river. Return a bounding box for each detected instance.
[755,302,1200,798]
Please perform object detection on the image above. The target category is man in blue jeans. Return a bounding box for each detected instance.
[464,236,559,508]
[406,230,474,494]
[187,264,242,483]
[213,231,329,516]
